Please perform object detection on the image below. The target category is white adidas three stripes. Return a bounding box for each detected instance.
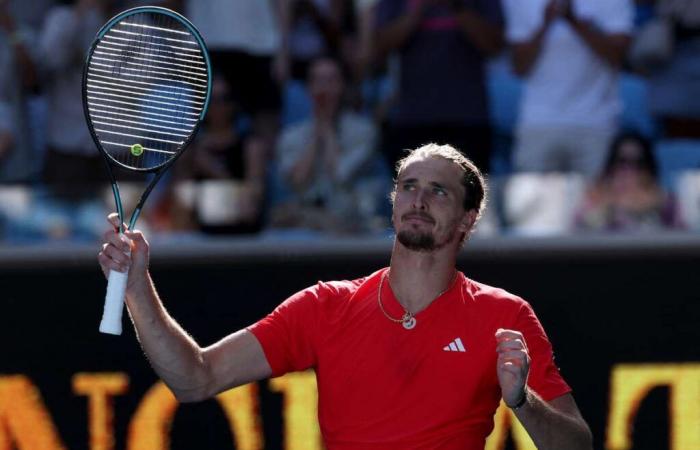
[443,337,466,352]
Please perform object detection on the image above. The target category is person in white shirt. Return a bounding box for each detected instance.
[502,0,633,178]
[186,0,285,151]
[271,56,381,233]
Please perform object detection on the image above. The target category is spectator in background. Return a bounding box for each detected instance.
[280,0,345,81]
[270,56,383,234]
[38,0,115,195]
[0,0,39,183]
[374,0,504,172]
[186,0,284,153]
[5,0,56,32]
[353,0,381,81]
[351,0,397,118]
[574,132,682,232]
[645,0,700,138]
[503,0,633,179]
[173,74,267,235]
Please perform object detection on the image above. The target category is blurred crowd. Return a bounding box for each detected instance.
[1,0,700,243]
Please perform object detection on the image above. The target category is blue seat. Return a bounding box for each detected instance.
[654,139,700,191]
[619,73,658,138]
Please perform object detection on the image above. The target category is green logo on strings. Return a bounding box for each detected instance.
[130,143,144,156]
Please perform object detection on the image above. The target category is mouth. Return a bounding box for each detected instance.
[402,213,435,225]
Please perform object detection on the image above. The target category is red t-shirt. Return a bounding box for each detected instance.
[248,268,571,449]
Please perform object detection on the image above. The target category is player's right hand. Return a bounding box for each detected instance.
[98,213,150,284]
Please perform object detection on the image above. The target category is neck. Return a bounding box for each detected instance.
[388,240,459,314]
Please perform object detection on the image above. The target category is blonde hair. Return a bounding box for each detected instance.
[391,143,488,222]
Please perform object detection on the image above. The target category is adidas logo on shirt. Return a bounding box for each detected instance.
[443,337,466,352]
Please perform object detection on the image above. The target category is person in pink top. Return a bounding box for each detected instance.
[98,143,592,449]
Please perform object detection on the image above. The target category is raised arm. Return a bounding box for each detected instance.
[563,8,631,69]
[374,2,425,60]
[496,329,593,450]
[509,1,558,76]
[98,214,272,402]
[452,4,504,57]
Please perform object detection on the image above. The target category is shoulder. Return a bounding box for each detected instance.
[463,276,530,318]
[501,0,546,41]
[286,272,376,307]
[466,277,526,306]
[316,277,368,300]
[315,271,381,305]
[583,0,634,31]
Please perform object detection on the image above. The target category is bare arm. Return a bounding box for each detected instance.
[98,214,272,402]
[566,17,630,68]
[510,1,558,76]
[496,329,593,450]
[562,1,630,69]
[304,0,343,52]
[374,5,423,60]
[452,8,504,56]
[513,391,593,450]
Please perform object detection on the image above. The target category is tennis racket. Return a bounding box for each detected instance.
[83,6,212,335]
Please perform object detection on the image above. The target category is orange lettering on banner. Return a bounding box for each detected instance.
[484,401,536,450]
[126,381,264,450]
[269,371,322,450]
[216,383,264,450]
[606,363,700,450]
[72,373,129,450]
[0,375,66,450]
[126,381,177,450]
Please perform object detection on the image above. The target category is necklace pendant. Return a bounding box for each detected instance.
[402,316,417,330]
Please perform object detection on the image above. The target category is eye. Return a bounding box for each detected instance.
[402,183,415,191]
[433,187,447,196]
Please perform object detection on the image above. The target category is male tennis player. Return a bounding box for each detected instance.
[99,143,592,449]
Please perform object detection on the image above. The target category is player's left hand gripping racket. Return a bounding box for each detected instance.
[83,7,211,335]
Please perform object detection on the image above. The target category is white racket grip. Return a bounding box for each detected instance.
[100,269,128,335]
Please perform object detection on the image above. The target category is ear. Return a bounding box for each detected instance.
[458,209,478,234]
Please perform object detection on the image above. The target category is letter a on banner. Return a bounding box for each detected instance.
[0,375,66,450]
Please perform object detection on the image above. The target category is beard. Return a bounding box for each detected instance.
[396,229,438,252]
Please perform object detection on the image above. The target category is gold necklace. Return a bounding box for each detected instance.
[377,270,458,330]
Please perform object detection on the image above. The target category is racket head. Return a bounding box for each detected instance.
[82,6,212,173]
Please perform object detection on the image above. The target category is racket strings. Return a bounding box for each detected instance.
[86,10,208,171]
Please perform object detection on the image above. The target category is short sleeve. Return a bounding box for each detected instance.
[247,283,323,377]
[515,302,572,401]
[594,0,633,34]
[501,0,545,42]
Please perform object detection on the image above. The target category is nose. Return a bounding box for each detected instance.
[412,188,428,210]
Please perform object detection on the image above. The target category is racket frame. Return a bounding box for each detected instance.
[83,7,211,335]
[82,6,212,231]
